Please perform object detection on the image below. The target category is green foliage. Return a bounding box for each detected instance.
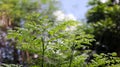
[0,0,58,26]
[87,0,120,23]
[0,0,39,22]
[7,13,94,67]
[86,0,120,51]
[86,0,120,67]
[0,0,95,67]
[87,53,120,67]
[2,0,120,67]
[0,64,22,67]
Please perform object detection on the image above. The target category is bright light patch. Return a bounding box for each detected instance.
[53,10,77,21]
[65,14,77,21]
[100,0,108,3]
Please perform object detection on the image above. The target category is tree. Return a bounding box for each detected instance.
[7,13,94,67]
[0,0,59,65]
[86,0,120,66]
[86,0,120,55]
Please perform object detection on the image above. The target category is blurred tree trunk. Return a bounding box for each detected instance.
[0,12,18,63]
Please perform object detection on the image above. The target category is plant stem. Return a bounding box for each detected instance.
[41,37,45,67]
[69,50,74,67]
[69,44,74,67]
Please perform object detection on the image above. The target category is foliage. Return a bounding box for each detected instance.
[87,52,120,67]
[7,13,94,67]
[0,63,22,67]
[0,0,59,65]
[86,0,120,67]
[86,0,120,53]
[1,0,120,67]
[0,0,58,27]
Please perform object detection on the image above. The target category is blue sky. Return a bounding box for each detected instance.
[59,0,89,20]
